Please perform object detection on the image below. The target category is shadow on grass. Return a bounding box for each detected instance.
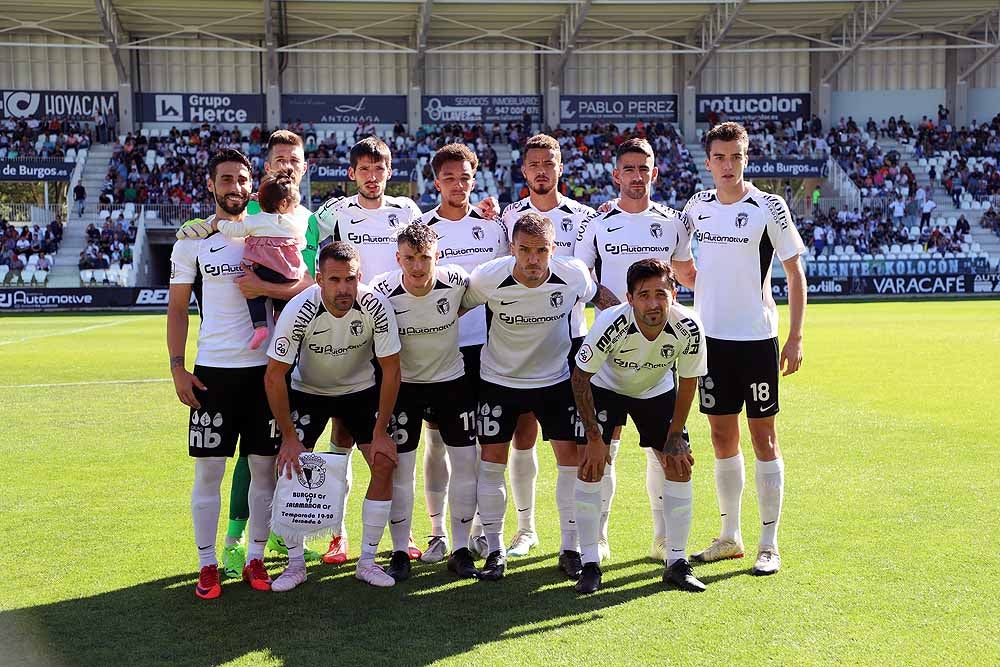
[2,552,699,666]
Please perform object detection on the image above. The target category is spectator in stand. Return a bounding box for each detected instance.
[34,252,51,283]
[74,182,87,218]
[5,253,24,284]
[921,195,937,226]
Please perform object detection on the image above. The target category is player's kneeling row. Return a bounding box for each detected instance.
[571,258,708,594]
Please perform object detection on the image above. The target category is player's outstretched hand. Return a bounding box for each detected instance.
[175,219,214,240]
[476,196,500,220]
[780,335,803,376]
[277,436,306,480]
[597,198,619,214]
[171,367,206,409]
[579,439,610,482]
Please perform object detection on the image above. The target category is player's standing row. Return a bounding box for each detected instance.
[167,121,807,598]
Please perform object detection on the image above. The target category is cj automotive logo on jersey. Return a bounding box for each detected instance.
[695,231,750,245]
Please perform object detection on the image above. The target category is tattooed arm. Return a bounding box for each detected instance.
[590,284,621,311]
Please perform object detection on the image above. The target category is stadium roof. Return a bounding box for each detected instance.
[0,1,997,73]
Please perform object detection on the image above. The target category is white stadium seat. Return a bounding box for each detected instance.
[92,269,107,283]
[33,269,48,284]
[80,269,94,283]
[106,266,120,284]
[890,244,901,254]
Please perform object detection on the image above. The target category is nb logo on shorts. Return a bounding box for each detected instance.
[189,410,224,449]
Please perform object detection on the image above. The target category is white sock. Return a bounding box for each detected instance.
[446,445,478,548]
[556,465,578,553]
[663,479,693,566]
[716,452,746,543]
[423,428,450,537]
[360,498,391,563]
[575,479,602,565]
[477,460,507,554]
[192,457,226,568]
[645,448,666,540]
[509,446,538,533]
[389,450,417,553]
[331,444,353,537]
[600,439,620,540]
[755,457,785,549]
[246,454,276,562]
[285,537,306,569]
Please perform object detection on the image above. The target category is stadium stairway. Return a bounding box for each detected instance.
[47,144,115,287]
[686,143,712,194]
[883,138,1000,267]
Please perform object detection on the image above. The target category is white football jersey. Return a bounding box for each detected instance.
[576,302,707,399]
[501,194,596,338]
[465,255,597,389]
[421,206,507,348]
[574,201,689,304]
[170,232,268,368]
[370,264,475,384]
[679,185,805,341]
[268,283,401,397]
[313,194,422,280]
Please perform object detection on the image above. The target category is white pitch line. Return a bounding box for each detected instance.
[0,319,131,347]
[0,378,170,389]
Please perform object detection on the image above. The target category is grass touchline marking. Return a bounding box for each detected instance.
[0,378,170,389]
[0,319,132,347]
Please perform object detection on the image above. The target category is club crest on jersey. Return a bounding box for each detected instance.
[550,291,564,308]
[296,453,326,490]
[660,344,675,359]
[388,213,399,227]
[350,319,363,336]
[735,212,748,228]
[561,217,574,232]
[436,297,450,315]
[472,226,485,240]
[650,222,663,238]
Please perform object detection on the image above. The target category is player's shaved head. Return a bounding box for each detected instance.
[615,137,654,164]
[397,222,438,253]
[704,121,749,154]
[318,240,361,271]
[626,258,676,294]
[511,212,555,243]
[350,137,392,169]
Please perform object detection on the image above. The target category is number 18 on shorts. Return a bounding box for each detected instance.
[698,337,780,419]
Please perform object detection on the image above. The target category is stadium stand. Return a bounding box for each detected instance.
[1,118,93,159]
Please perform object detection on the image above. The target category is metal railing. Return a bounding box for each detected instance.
[0,203,67,225]
[137,203,212,227]
[826,157,861,212]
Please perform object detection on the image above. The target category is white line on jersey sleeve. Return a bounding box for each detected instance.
[169,239,198,284]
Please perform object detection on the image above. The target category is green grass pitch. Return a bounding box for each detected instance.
[1,301,998,666]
